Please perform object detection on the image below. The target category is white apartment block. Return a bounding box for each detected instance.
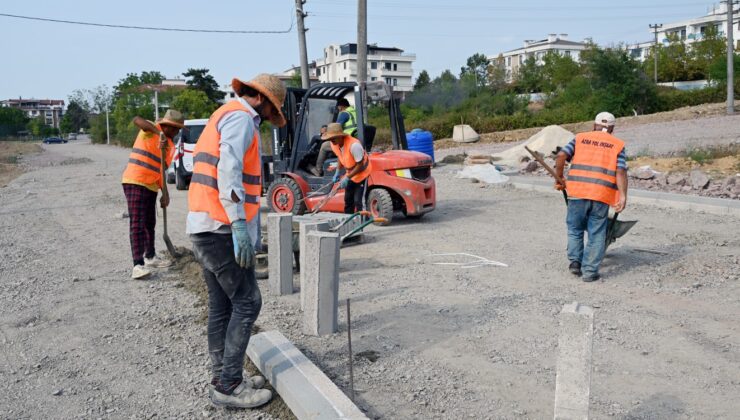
[627,2,740,62]
[492,34,588,83]
[315,43,416,92]
[1,98,64,128]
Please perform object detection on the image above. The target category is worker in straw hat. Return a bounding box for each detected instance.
[121,109,184,280]
[186,74,286,409]
[554,111,628,282]
[322,122,373,214]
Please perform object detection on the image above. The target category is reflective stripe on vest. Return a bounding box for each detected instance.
[330,136,373,183]
[342,106,357,135]
[187,100,262,223]
[565,131,624,206]
[121,124,174,188]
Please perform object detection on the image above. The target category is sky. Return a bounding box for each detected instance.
[0,0,719,102]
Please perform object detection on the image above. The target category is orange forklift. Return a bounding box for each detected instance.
[263,81,435,224]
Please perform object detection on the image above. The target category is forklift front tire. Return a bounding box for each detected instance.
[267,177,307,215]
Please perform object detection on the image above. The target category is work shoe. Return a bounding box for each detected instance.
[568,261,582,276]
[582,274,601,283]
[209,374,266,399]
[131,265,151,280]
[310,166,322,177]
[211,381,272,409]
[144,255,173,268]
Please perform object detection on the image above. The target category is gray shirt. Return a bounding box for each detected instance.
[186,97,261,248]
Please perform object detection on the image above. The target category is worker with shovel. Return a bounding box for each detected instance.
[554,112,628,282]
[322,122,372,214]
[121,109,184,280]
[187,74,286,409]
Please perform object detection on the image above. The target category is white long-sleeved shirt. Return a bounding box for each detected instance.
[186,98,261,247]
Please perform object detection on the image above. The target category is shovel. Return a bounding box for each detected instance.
[159,137,179,258]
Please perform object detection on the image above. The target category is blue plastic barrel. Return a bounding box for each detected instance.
[406,129,434,162]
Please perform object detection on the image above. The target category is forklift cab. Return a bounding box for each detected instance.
[264,81,408,195]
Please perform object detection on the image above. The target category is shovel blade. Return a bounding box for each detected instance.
[606,219,637,248]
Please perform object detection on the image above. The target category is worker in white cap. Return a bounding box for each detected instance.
[554,111,628,282]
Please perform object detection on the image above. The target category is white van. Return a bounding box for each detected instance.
[173,118,208,190]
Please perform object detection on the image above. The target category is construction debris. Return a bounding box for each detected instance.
[492,125,574,167]
[453,124,480,143]
[456,164,509,184]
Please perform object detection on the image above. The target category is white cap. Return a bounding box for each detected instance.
[594,112,616,127]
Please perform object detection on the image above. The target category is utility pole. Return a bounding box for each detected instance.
[723,0,735,114]
[105,107,110,145]
[154,90,159,121]
[295,0,310,88]
[357,0,368,116]
[649,23,663,84]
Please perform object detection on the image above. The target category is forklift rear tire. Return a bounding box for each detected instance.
[267,178,306,215]
[367,189,393,225]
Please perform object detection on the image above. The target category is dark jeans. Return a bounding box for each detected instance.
[344,178,368,214]
[566,199,609,277]
[190,232,262,388]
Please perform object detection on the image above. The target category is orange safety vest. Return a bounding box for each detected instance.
[566,131,624,206]
[188,101,262,223]
[121,124,174,188]
[330,136,372,183]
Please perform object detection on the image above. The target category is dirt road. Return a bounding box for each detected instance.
[0,139,272,419]
[1,140,739,419]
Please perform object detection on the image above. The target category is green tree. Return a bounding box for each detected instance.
[460,53,489,88]
[0,107,29,137]
[581,46,657,115]
[182,68,224,104]
[171,89,217,119]
[486,55,507,92]
[413,70,431,91]
[284,72,302,88]
[689,25,726,80]
[59,101,88,134]
[516,56,543,92]
[114,71,165,96]
[708,53,740,87]
[540,51,580,92]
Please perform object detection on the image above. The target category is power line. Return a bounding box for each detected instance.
[0,12,294,34]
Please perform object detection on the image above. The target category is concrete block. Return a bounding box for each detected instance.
[294,212,363,240]
[268,213,293,295]
[299,221,330,310]
[247,330,368,420]
[303,231,340,336]
[554,302,594,420]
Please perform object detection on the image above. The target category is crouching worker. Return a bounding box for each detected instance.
[322,122,372,214]
[121,109,184,279]
[186,74,287,408]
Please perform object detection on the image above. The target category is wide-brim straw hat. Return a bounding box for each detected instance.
[157,109,185,129]
[232,74,287,127]
[321,123,347,141]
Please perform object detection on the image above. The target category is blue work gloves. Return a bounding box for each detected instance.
[332,170,340,183]
[339,177,350,189]
[231,220,255,268]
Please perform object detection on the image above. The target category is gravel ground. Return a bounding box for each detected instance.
[435,113,740,161]
[2,138,739,419]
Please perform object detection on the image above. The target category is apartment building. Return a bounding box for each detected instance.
[492,34,589,83]
[315,43,416,93]
[278,62,321,86]
[627,3,740,62]
[1,98,64,128]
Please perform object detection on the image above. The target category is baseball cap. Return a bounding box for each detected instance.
[594,112,616,127]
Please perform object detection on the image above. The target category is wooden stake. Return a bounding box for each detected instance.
[346,298,355,401]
